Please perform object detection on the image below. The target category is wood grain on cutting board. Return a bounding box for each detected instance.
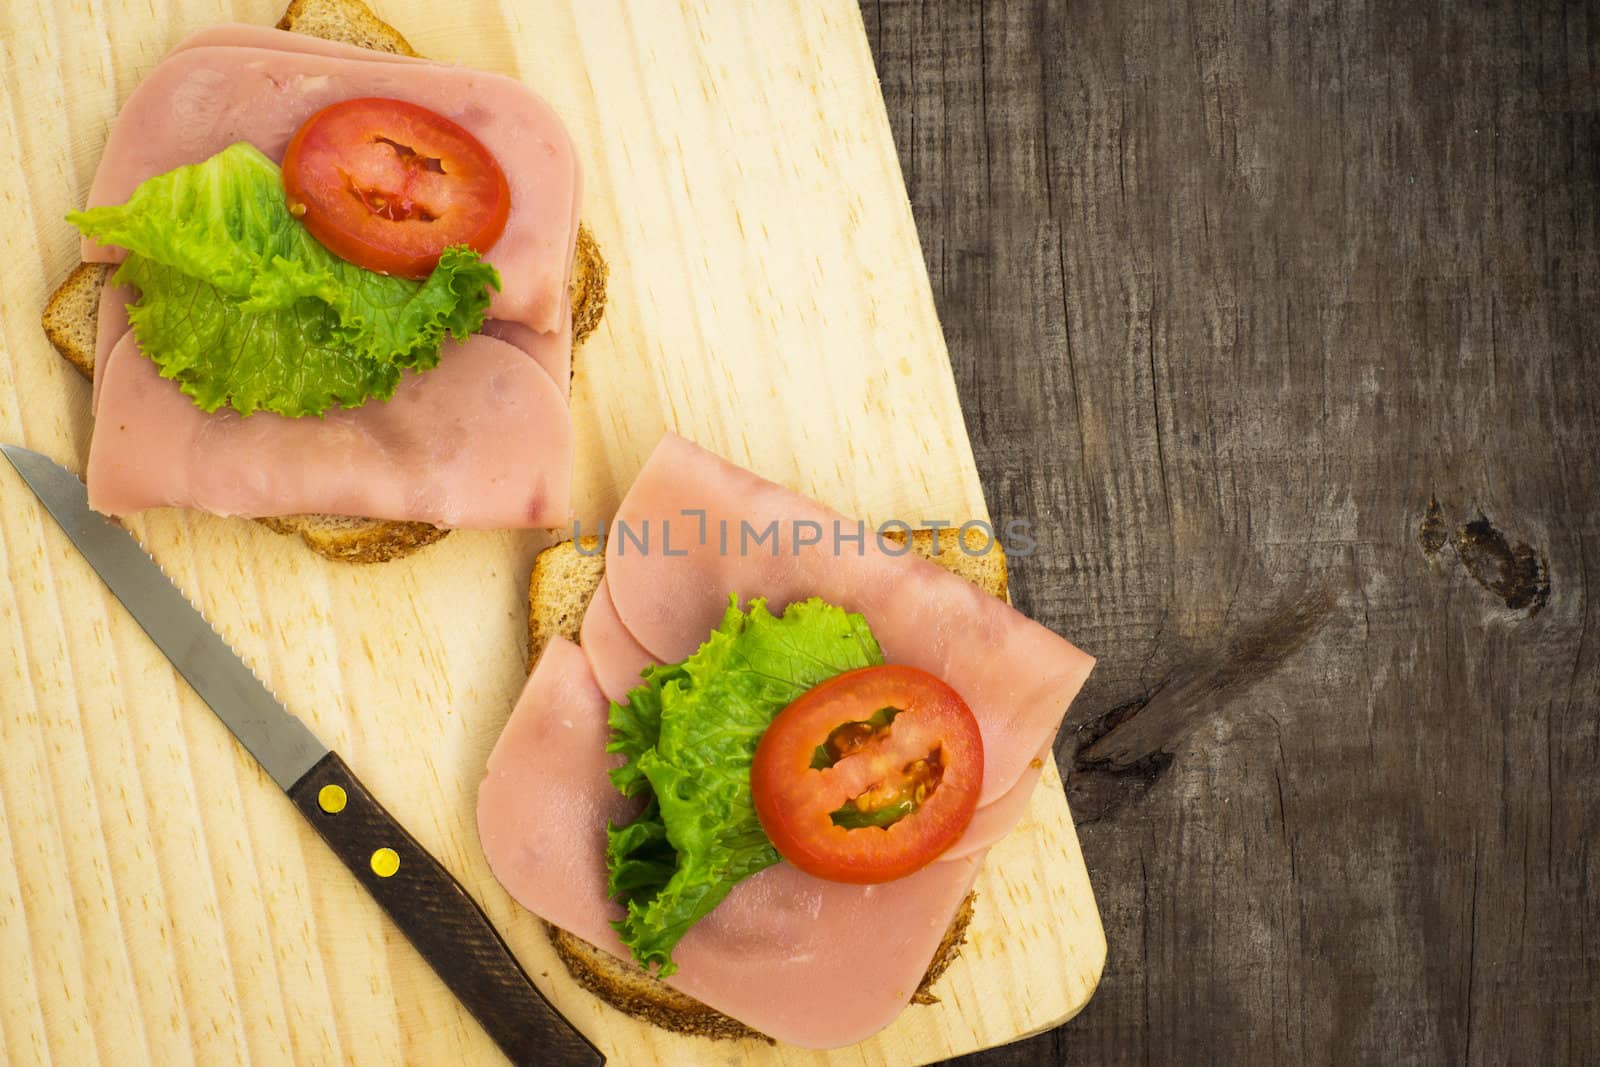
[0,1,1104,1063]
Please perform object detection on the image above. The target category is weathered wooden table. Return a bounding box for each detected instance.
[865,1,1599,1064]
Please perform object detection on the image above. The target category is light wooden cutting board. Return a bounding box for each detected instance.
[0,1,1105,1063]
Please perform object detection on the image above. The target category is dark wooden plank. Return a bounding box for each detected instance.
[862,0,1600,1063]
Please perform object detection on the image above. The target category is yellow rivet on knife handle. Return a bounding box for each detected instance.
[318,784,347,814]
[371,848,400,878]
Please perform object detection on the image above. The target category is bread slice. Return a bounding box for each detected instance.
[569,223,609,348]
[41,262,113,378]
[42,0,607,564]
[275,0,418,53]
[526,534,608,671]
[525,525,1006,1042]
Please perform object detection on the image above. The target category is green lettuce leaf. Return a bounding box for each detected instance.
[605,596,884,976]
[67,142,499,417]
[606,662,679,801]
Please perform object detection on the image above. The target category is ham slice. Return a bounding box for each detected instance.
[87,330,572,528]
[940,742,1052,860]
[86,309,573,525]
[83,37,579,335]
[91,281,132,415]
[481,317,572,399]
[479,639,642,921]
[478,638,983,1049]
[606,434,1095,805]
[91,301,570,439]
[662,855,980,1048]
[93,285,580,421]
[577,577,660,704]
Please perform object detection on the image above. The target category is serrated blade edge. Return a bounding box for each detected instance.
[3,444,327,791]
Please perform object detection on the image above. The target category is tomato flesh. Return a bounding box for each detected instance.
[751,665,984,884]
[282,98,511,278]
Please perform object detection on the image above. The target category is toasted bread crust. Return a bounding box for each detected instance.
[41,262,112,381]
[41,0,605,564]
[526,535,606,670]
[910,889,976,1005]
[549,926,774,1044]
[276,0,418,55]
[525,526,1007,1041]
[254,514,451,563]
[571,223,608,347]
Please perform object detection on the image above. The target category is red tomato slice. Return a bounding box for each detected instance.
[751,665,984,884]
[282,98,511,278]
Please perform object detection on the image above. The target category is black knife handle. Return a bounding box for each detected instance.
[288,751,604,1067]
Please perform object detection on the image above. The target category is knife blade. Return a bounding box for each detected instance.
[2,444,604,1067]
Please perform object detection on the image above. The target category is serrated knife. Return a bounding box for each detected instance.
[2,444,603,1067]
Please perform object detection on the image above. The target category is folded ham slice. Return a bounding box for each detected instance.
[88,331,571,528]
[577,577,660,705]
[91,281,132,415]
[477,435,1095,1046]
[80,27,581,528]
[479,638,642,914]
[941,742,1052,860]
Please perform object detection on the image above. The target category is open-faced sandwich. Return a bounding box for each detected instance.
[42,0,606,562]
[477,434,1095,1048]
